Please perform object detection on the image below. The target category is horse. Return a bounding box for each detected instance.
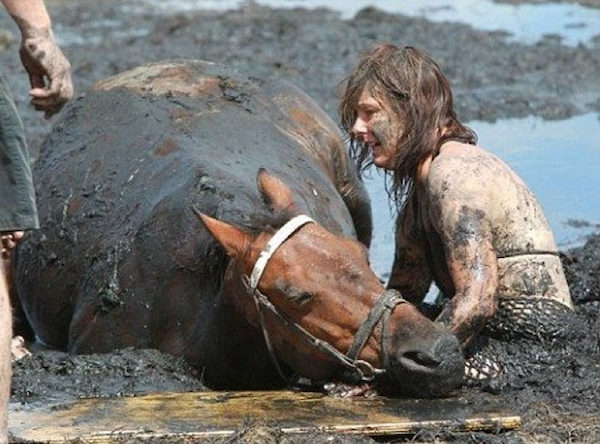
[15,60,463,396]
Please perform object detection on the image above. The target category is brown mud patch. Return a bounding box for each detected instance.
[11,348,205,405]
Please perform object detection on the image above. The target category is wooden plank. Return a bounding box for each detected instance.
[9,390,520,442]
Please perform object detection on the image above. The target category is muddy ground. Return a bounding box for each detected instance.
[1,0,600,442]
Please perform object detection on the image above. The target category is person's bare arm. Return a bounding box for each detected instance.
[387,198,433,305]
[2,0,72,118]
[427,160,499,347]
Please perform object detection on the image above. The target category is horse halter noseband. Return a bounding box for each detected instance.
[245,214,406,383]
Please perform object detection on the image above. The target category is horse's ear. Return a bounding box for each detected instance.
[193,207,251,258]
[256,168,297,211]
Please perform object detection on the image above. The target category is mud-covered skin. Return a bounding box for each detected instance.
[259,80,373,247]
[4,1,73,118]
[387,141,573,381]
[14,60,372,389]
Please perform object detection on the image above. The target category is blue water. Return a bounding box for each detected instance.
[134,0,600,46]
[366,113,600,279]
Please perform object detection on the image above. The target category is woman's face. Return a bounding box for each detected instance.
[351,87,403,170]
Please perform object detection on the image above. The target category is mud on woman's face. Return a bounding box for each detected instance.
[352,88,403,170]
[370,114,401,169]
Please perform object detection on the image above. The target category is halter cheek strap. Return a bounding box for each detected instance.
[248,215,314,382]
[249,215,314,292]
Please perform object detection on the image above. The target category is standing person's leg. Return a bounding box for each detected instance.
[0,72,39,443]
[0,258,9,443]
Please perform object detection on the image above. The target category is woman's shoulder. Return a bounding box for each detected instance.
[430,143,503,176]
[428,143,479,179]
[426,143,505,197]
[438,140,494,161]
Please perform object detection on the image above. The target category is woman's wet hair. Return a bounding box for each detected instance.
[339,44,477,206]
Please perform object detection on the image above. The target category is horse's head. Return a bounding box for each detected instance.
[194,169,463,397]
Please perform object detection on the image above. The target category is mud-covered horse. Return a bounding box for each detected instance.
[15,60,463,396]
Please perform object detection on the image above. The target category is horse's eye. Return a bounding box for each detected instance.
[275,279,315,306]
[297,292,315,305]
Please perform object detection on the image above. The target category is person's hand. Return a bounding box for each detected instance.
[19,30,72,118]
[1,231,24,259]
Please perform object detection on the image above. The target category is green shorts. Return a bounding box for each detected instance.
[0,73,39,231]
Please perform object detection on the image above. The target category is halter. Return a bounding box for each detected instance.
[245,214,405,384]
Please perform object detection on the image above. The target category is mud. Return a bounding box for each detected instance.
[12,348,206,405]
[1,0,599,442]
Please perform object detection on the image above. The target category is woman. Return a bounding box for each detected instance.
[339,44,573,382]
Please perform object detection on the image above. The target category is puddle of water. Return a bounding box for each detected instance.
[474,113,600,245]
[366,113,600,279]
[131,0,600,47]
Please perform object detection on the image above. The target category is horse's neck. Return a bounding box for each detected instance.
[184,260,279,388]
[220,260,260,326]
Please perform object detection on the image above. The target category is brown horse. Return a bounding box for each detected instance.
[191,169,464,396]
[15,60,463,396]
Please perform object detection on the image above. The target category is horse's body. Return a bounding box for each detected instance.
[16,60,463,395]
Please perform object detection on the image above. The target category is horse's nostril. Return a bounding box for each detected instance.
[401,350,442,370]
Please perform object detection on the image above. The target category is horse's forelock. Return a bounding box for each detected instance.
[238,206,298,236]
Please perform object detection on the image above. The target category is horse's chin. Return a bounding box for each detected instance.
[386,334,464,397]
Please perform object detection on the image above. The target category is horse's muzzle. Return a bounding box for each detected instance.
[388,332,464,397]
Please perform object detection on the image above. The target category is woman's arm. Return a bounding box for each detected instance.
[387,198,433,305]
[427,158,499,347]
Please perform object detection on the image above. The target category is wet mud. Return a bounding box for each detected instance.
[12,348,206,405]
[1,0,599,442]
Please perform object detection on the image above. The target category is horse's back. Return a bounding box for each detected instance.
[16,60,366,356]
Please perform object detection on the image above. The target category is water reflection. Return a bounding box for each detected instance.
[365,113,600,279]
